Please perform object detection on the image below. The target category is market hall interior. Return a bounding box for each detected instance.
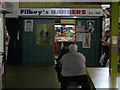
[0,1,120,90]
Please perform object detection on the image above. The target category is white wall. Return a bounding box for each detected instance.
[0,15,3,53]
[0,14,4,90]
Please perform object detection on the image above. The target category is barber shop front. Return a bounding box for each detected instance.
[19,8,103,66]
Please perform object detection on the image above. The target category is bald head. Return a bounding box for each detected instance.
[69,44,78,53]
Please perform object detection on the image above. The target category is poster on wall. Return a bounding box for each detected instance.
[82,33,91,48]
[112,36,117,45]
[76,33,83,41]
[86,20,94,33]
[24,20,33,32]
[77,21,81,26]
[36,22,52,45]
[76,26,85,32]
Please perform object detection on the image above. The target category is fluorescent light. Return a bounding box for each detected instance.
[65,25,75,27]
[73,16,77,18]
[101,4,110,9]
[55,25,62,27]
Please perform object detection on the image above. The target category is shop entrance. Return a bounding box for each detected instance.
[21,17,102,66]
[54,18,102,66]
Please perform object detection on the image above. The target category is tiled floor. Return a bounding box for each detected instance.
[2,64,120,89]
[3,64,60,88]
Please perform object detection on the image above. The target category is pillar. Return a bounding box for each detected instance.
[110,2,119,74]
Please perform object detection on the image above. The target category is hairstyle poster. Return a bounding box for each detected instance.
[82,33,91,48]
[86,20,94,33]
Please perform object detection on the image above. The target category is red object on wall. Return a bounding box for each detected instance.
[54,42,59,52]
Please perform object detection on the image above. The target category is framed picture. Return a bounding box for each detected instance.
[36,22,53,46]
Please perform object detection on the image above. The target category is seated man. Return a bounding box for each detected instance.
[60,44,91,90]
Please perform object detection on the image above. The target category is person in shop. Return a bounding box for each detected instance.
[60,44,91,90]
[100,30,111,67]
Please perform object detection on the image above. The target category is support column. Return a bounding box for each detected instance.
[110,2,119,74]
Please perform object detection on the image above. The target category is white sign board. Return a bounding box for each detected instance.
[19,8,103,16]
[24,20,33,32]
[112,36,118,45]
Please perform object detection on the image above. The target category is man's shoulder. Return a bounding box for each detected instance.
[61,53,69,57]
[64,53,70,56]
[77,52,83,55]
[77,53,85,58]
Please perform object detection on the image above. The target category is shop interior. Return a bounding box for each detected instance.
[4,17,113,67]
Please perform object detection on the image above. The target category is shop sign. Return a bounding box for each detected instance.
[19,8,103,16]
